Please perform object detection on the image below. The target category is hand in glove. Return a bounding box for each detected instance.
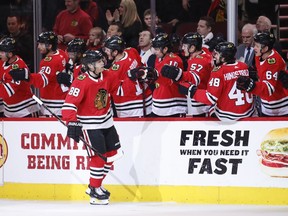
[161,65,183,81]
[278,70,288,89]
[127,67,146,81]
[236,76,256,92]
[248,66,258,81]
[67,121,83,143]
[65,62,74,73]
[56,71,73,87]
[178,82,197,98]
[9,68,30,81]
[128,66,158,84]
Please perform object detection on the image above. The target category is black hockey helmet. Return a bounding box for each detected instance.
[81,50,103,66]
[152,33,171,49]
[170,33,180,45]
[254,31,275,50]
[104,35,125,52]
[67,38,86,53]
[214,42,237,62]
[37,31,58,51]
[181,32,203,50]
[0,37,16,53]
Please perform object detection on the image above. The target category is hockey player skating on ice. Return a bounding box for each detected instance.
[61,50,158,205]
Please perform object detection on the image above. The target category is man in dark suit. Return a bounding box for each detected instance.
[236,23,257,67]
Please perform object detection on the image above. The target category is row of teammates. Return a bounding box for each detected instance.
[1,31,288,120]
[1,30,288,204]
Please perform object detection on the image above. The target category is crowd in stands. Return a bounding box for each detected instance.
[0,0,288,121]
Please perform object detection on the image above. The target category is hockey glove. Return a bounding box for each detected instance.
[9,68,30,81]
[141,67,159,85]
[278,70,288,89]
[248,66,258,81]
[178,82,197,98]
[67,121,83,143]
[161,65,183,82]
[65,62,74,73]
[127,67,146,81]
[56,71,73,87]
[236,76,256,92]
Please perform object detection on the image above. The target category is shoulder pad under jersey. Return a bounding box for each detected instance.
[267,58,276,64]
[44,56,52,62]
[77,74,86,80]
[212,66,221,72]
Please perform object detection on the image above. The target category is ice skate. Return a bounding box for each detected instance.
[87,186,109,205]
[86,184,110,197]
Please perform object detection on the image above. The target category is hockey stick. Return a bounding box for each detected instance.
[32,95,107,162]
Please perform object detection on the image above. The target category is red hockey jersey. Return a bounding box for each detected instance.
[62,70,140,129]
[251,49,288,116]
[0,56,39,117]
[181,49,213,116]
[110,51,152,117]
[153,52,186,116]
[193,61,256,121]
[29,50,67,116]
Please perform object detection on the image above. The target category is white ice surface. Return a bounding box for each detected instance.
[0,200,288,216]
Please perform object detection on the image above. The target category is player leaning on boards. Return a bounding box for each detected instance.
[236,32,288,117]
[161,41,257,121]
[61,50,158,205]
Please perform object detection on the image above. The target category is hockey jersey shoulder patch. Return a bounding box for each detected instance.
[169,53,177,58]
[77,74,86,80]
[44,56,52,62]
[195,55,204,59]
[267,58,276,64]
[111,64,120,71]
[12,64,19,69]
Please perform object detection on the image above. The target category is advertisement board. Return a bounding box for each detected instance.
[1,119,287,188]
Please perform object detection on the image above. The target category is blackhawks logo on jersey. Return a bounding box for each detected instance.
[71,20,78,27]
[267,58,276,64]
[111,64,120,71]
[95,89,108,109]
[77,74,86,80]
[11,64,19,69]
[44,56,52,62]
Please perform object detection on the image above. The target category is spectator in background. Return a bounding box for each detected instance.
[53,0,93,50]
[142,9,164,35]
[236,23,257,67]
[80,0,99,26]
[106,0,142,48]
[106,21,123,38]
[138,30,154,66]
[197,16,219,52]
[6,14,34,71]
[182,0,212,22]
[86,26,105,50]
[156,0,188,29]
[255,15,284,59]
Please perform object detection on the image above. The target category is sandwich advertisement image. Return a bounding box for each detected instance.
[257,127,288,178]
